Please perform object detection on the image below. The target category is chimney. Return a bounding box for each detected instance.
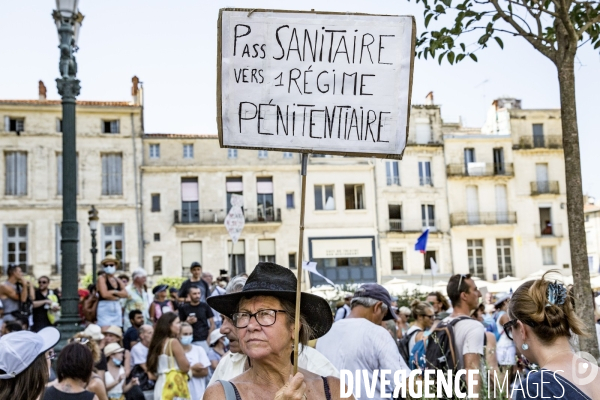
[39,80,47,101]
[425,91,434,105]
[132,76,141,105]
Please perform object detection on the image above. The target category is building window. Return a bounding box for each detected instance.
[4,225,27,271]
[418,161,432,186]
[542,246,555,265]
[414,117,432,144]
[149,144,160,159]
[288,253,297,269]
[496,239,513,279]
[258,239,276,263]
[228,240,246,275]
[391,252,404,271]
[226,177,243,212]
[286,193,295,209]
[258,150,268,159]
[102,120,120,134]
[183,144,194,159]
[151,194,161,212]
[257,177,274,221]
[467,239,485,279]
[424,251,436,270]
[153,256,162,275]
[153,233,160,242]
[181,242,202,276]
[421,204,435,229]
[344,184,365,210]
[533,124,545,147]
[181,178,199,223]
[5,151,27,196]
[57,153,79,196]
[386,161,400,186]
[539,207,552,235]
[314,185,335,210]
[102,224,124,267]
[101,154,123,195]
[56,119,62,133]
[4,117,25,132]
[228,149,238,159]
[388,204,402,231]
[283,152,293,159]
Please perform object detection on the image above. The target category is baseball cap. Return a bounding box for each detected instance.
[153,284,168,295]
[83,324,105,341]
[0,327,60,379]
[353,283,398,321]
[190,262,202,269]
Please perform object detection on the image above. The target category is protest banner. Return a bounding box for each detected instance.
[217,8,416,373]
[218,9,415,159]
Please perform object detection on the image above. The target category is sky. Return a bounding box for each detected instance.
[1,1,599,198]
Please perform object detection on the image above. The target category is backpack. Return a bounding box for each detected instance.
[82,291,98,322]
[423,316,471,373]
[398,328,421,365]
[409,337,427,370]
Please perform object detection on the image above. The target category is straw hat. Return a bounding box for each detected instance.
[100,255,121,267]
[104,326,122,339]
[83,324,104,341]
[104,342,125,357]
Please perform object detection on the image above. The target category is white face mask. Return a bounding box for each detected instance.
[104,266,116,275]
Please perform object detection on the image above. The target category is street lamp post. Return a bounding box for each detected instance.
[88,206,99,285]
[54,0,84,349]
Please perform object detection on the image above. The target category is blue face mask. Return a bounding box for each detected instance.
[112,358,122,367]
[180,335,193,346]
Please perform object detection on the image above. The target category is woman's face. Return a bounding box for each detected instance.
[157,291,167,301]
[105,333,120,344]
[180,325,193,339]
[110,351,124,363]
[399,313,408,323]
[237,296,293,361]
[419,308,435,329]
[170,317,181,336]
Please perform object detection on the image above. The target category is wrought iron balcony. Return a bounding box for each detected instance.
[516,135,562,149]
[535,223,563,238]
[174,207,282,224]
[446,163,514,177]
[386,176,400,186]
[530,181,559,195]
[388,219,440,232]
[450,212,517,226]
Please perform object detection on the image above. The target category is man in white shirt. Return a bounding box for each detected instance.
[334,293,352,322]
[130,324,153,371]
[317,284,410,400]
[443,274,485,396]
[208,275,339,385]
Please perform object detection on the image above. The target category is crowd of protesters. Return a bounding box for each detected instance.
[2,257,600,400]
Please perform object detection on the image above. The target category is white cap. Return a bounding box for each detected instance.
[0,327,60,379]
[209,329,225,346]
[83,324,104,341]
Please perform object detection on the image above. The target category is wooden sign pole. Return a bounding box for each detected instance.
[293,153,308,375]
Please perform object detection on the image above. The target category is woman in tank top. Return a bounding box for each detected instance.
[96,256,128,328]
[44,343,98,400]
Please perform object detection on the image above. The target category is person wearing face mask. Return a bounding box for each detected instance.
[104,343,138,400]
[207,329,228,374]
[97,256,128,329]
[179,322,209,399]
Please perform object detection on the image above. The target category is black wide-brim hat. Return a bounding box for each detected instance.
[207,262,333,339]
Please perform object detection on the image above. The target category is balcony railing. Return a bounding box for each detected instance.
[446,163,514,177]
[388,219,440,232]
[516,135,562,149]
[530,181,559,195]
[174,207,282,224]
[386,176,400,186]
[450,212,517,226]
[535,223,563,238]
[419,176,433,186]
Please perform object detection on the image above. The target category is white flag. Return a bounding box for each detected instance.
[302,261,335,286]
[224,194,244,244]
[430,258,439,276]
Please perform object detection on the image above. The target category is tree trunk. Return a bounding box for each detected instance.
[557,59,600,360]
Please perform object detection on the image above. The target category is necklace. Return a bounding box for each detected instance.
[539,349,574,369]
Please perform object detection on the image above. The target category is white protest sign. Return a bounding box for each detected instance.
[224,194,245,244]
[218,9,415,159]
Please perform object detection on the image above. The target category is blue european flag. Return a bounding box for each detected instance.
[415,229,429,253]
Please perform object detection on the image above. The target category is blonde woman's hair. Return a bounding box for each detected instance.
[508,271,587,345]
[69,333,101,363]
[410,299,434,320]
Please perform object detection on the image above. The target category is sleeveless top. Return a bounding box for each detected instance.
[228,376,332,400]
[514,369,592,400]
[105,365,126,397]
[98,276,121,301]
[1,282,20,314]
[43,386,95,400]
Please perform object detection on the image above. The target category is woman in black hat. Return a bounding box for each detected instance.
[204,262,351,400]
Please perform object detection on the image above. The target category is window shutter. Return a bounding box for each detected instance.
[393,161,399,179]
[101,155,108,195]
[4,116,9,132]
[385,162,391,183]
[258,239,276,255]
[57,154,63,195]
[112,120,119,133]
[5,153,14,195]
[114,155,123,194]
[17,152,27,195]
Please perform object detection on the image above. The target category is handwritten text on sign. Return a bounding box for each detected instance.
[218,10,415,158]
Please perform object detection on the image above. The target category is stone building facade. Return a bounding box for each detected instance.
[0,81,574,287]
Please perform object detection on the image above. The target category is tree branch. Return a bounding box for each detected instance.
[577,14,600,39]
[557,0,580,41]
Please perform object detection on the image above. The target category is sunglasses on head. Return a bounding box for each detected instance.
[457,274,467,290]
